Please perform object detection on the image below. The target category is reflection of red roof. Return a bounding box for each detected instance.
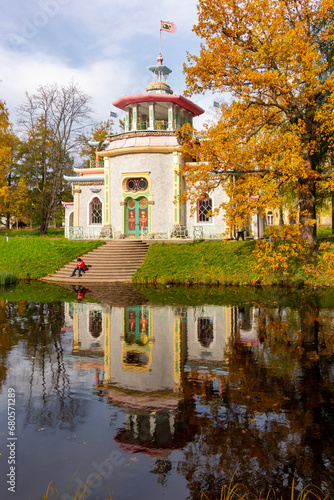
[108,387,179,412]
[112,94,205,116]
[61,325,73,331]
[116,440,172,457]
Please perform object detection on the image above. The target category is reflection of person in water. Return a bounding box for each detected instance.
[72,285,87,302]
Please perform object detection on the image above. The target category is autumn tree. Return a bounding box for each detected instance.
[0,101,30,228]
[181,0,334,247]
[76,119,114,168]
[0,101,12,225]
[18,82,92,234]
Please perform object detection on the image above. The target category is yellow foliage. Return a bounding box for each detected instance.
[253,224,309,283]
[304,242,334,287]
[181,0,334,247]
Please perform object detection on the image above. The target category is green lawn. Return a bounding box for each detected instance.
[0,228,65,238]
[133,240,259,285]
[0,237,104,279]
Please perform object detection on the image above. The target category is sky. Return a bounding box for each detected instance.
[0,0,216,134]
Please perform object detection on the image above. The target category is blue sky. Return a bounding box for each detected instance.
[0,0,216,132]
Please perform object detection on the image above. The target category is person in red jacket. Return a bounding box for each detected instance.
[72,285,87,301]
[70,258,86,277]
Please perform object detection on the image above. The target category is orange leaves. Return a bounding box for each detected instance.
[253,224,309,283]
[181,0,334,246]
[304,242,334,287]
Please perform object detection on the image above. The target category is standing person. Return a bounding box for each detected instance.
[70,258,86,277]
[236,227,246,241]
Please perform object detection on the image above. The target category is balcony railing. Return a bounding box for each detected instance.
[67,226,111,240]
[66,225,226,240]
[127,120,169,131]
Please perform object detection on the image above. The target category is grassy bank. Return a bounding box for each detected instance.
[133,237,334,286]
[133,240,262,285]
[0,236,104,279]
[0,227,64,238]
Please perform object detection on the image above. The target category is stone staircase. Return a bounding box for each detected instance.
[43,240,149,283]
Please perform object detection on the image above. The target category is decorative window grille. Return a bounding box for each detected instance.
[197,197,212,223]
[89,310,102,338]
[90,197,102,224]
[197,318,214,347]
[125,178,148,192]
[267,211,274,225]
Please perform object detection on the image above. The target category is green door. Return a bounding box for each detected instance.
[126,198,148,237]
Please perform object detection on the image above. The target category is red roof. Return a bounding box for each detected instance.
[112,93,204,116]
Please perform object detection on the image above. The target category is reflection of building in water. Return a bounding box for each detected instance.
[185,306,231,376]
[69,303,263,461]
[65,302,110,373]
[232,306,261,346]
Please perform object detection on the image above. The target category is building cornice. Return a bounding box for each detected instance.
[97,145,182,158]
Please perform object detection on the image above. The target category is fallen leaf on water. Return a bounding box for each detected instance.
[38,428,44,431]
[130,457,138,461]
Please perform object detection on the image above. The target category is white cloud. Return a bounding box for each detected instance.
[0,0,212,133]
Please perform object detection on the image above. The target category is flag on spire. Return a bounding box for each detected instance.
[160,21,177,33]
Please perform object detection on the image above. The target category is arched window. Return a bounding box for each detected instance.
[197,197,212,223]
[267,211,274,225]
[90,197,102,225]
[89,310,102,338]
[197,318,214,348]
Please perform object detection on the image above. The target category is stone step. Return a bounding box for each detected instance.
[43,276,135,286]
[62,262,144,269]
[43,239,149,284]
[77,249,147,259]
[67,256,146,262]
[53,270,140,277]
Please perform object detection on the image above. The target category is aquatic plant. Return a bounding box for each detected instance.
[0,272,18,286]
[42,475,112,499]
[200,478,333,500]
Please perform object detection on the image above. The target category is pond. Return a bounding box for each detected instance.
[0,283,333,500]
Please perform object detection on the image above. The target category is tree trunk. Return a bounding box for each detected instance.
[332,192,334,235]
[299,177,316,247]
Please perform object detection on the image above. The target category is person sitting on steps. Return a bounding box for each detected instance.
[70,258,87,277]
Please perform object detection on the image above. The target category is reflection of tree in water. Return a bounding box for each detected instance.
[177,304,334,499]
[23,302,89,431]
[0,300,31,389]
[0,300,89,431]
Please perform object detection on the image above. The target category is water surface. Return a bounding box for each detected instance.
[0,283,333,499]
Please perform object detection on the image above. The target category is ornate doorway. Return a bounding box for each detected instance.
[126,197,148,237]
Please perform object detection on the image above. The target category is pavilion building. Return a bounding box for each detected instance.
[63,53,237,240]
